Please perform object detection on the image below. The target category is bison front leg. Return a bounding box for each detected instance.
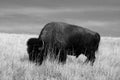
[36,54,43,65]
[58,49,67,64]
[36,47,47,65]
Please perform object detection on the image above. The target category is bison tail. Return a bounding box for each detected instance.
[94,33,101,51]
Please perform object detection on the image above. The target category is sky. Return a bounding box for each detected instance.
[0,0,120,37]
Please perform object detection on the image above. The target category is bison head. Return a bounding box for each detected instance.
[26,38,44,62]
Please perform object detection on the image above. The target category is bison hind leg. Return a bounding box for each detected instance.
[84,50,96,66]
[84,58,89,64]
[89,50,96,66]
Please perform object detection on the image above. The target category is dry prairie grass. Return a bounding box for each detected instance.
[0,33,120,80]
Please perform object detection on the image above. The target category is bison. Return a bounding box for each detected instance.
[37,22,100,65]
[26,22,100,66]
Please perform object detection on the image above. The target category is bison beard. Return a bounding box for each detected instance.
[26,38,45,65]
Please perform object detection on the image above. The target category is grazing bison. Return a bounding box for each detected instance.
[26,38,44,64]
[37,22,100,65]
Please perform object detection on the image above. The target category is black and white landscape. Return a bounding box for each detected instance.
[0,0,120,80]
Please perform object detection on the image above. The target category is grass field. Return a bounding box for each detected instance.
[0,33,120,80]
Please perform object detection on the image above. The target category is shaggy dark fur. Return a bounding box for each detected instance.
[37,22,100,65]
